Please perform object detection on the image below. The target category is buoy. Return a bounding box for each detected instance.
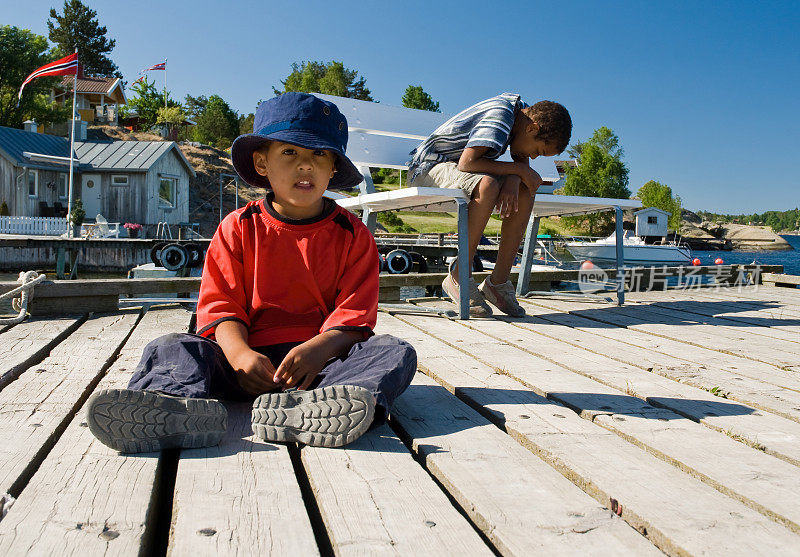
[692,258,701,266]
[580,260,596,270]
[714,258,724,265]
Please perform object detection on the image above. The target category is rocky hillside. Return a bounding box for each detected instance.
[680,209,792,251]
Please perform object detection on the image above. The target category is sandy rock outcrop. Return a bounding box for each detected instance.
[679,210,791,251]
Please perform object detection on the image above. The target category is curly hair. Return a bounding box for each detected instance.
[524,101,572,153]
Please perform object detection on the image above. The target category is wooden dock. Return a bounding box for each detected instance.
[1,284,800,555]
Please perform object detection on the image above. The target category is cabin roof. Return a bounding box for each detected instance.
[0,126,195,176]
[635,207,672,217]
[55,76,126,104]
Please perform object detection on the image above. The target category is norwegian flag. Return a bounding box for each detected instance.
[18,52,79,101]
[143,61,166,72]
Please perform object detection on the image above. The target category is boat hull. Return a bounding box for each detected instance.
[565,243,692,266]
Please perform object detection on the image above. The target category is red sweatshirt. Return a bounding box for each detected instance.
[196,196,378,347]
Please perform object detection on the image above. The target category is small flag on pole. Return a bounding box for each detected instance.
[141,61,166,72]
[17,52,79,102]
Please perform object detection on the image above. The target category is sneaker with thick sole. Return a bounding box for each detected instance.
[441,272,493,317]
[252,385,375,448]
[86,388,227,453]
[479,277,526,317]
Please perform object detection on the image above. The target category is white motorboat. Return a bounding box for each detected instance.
[565,231,692,266]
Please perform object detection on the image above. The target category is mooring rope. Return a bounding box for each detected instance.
[0,271,45,326]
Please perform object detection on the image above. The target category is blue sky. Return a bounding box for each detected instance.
[4,0,798,214]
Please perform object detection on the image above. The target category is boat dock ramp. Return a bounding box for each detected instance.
[2,273,800,554]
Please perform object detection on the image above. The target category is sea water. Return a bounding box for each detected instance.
[692,235,800,277]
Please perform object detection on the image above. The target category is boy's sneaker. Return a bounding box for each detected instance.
[86,389,227,453]
[479,277,526,317]
[252,385,375,448]
[441,272,493,317]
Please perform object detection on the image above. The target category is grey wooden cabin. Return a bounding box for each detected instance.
[0,125,195,227]
[634,206,671,239]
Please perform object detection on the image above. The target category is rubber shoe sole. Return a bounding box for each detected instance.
[86,388,227,453]
[252,385,375,448]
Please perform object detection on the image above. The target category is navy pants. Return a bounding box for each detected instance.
[127,333,417,424]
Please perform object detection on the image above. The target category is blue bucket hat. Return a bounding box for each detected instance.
[231,92,362,191]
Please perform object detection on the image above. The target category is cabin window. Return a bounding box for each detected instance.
[57,173,68,199]
[159,176,177,208]
[647,216,658,224]
[27,170,38,197]
[111,174,129,187]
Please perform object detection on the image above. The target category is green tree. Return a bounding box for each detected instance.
[402,85,440,112]
[0,26,70,128]
[238,112,254,135]
[123,77,179,130]
[183,94,208,121]
[562,127,631,235]
[636,180,683,233]
[193,94,239,149]
[274,61,373,100]
[157,105,185,137]
[47,0,119,77]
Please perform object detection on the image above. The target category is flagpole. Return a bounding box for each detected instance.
[67,49,78,238]
[164,58,168,108]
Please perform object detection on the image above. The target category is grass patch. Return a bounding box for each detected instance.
[384,211,577,236]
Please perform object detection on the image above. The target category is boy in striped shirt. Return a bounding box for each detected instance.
[408,93,571,317]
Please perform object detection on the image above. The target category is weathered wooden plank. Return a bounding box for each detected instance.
[616,301,800,345]
[631,287,800,319]
[0,315,85,390]
[415,300,800,459]
[169,404,319,556]
[0,311,141,497]
[0,306,191,555]
[384,374,660,555]
[496,300,800,465]
[518,297,800,386]
[303,423,493,556]
[685,286,800,309]
[401,312,800,533]
[763,273,800,286]
[697,285,800,308]
[485,296,800,418]
[379,313,800,554]
[523,296,800,369]
[0,277,202,297]
[634,289,800,329]
[523,314,800,423]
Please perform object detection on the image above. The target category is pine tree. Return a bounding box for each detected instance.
[47,0,119,77]
[193,95,239,150]
[401,85,440,112]
[275,61,373,101]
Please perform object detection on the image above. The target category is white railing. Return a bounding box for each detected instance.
[0,216,70,236]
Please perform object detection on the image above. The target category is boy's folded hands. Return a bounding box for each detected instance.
[273,329,365,391]
[229,349,280,396]
[273,342,330,390]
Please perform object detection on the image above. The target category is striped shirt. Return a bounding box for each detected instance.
[408,92,527,183]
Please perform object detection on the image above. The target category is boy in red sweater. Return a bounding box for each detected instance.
[87,93,417,452]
